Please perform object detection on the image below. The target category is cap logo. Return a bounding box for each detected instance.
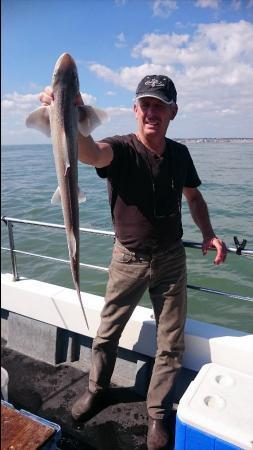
[145,78,165,88]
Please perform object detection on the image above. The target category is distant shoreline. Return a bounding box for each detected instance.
[176,137,253,144]
[2,137,253,147]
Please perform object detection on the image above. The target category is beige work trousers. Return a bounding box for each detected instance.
[89,239,187,420]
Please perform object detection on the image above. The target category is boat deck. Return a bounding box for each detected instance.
[1,341,196,450]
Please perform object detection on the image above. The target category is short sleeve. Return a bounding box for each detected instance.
[95,135,125,180]
[184,148,201,187]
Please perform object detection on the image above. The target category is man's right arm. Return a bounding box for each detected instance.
[77,134,113,169]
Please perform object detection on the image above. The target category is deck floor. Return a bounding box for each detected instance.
[1,342,195,450]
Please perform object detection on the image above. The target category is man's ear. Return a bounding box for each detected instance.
[170,103,178,120]
[133,102,138,118]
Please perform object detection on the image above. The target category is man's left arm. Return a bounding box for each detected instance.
[183,187,227,265]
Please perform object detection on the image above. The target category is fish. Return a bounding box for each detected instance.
[26,53,108,328]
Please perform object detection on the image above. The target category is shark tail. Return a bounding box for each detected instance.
[75,283,89,329]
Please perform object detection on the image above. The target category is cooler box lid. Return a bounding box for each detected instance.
[177,363,253,450]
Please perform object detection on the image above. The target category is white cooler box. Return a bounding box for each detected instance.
[175,363,253,450]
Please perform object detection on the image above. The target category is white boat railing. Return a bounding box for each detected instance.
[1,215,253,303]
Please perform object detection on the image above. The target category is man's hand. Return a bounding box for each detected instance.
[202,237,227,265]
[39,86,84,107]
[39,86,54,106]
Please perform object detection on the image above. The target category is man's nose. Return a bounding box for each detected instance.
[146,106,155,116]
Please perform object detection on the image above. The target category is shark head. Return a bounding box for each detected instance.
[52,53,79,94]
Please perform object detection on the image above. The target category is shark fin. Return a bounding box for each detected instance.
[26,106,51,137]
[64,161,70,175]
[51,186,86,205]
[78,187,86,203]
[77,105,109,137]
[51,186,61,205]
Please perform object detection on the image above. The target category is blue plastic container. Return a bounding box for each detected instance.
[175,416,242,450]
[174,363,253,450]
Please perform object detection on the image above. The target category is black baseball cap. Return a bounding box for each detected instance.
[135,75,177,105]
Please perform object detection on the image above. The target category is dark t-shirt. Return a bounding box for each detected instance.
[96,134,201,253]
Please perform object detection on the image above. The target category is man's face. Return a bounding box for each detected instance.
[134,97,177,140]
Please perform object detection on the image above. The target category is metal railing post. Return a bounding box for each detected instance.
[7,220,19,281]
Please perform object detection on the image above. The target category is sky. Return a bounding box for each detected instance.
[2,0,253,144]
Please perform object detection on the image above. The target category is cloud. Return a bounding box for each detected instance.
[90,21,253,87]
[2,100,15,110]
[106,91,116,96]
[89,62,177,91]
[132,32,190,65]
[152,0,177,18]
[1,92,45,144]
[106,106,132,115]
[80,92,97,105]
[115,32,127,48]
[98,106,135,138]
[195,0,219,8]
[88,20,253,137]
[132,21,253,66]
[3,92,39,104]
[115,0,126,5]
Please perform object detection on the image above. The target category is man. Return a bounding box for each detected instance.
[40,75,227,450]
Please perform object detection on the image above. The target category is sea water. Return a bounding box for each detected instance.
[1,142,253,333]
